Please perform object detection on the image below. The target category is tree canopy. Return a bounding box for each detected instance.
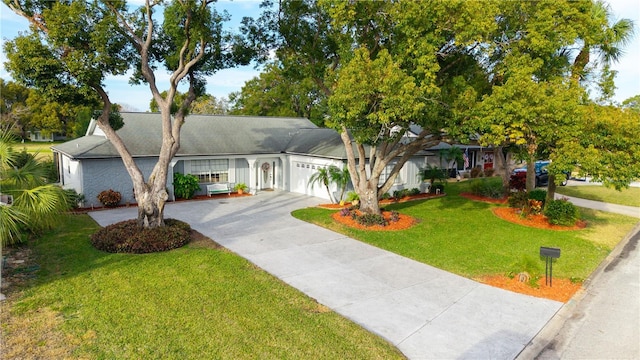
[4,0,252,228]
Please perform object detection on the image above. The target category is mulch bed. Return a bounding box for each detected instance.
[477,275,582,303]
[318,193,445,209]
[331,210,417,231]
[493,207,587,231]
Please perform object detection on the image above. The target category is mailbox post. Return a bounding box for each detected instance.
[540,247,560,287]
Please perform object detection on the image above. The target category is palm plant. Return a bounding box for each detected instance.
[418,163,447,186]
[308,166,334,203]
[329,165,350,204]
[0,130,70,246]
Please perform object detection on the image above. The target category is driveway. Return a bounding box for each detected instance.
[89,191,562,359]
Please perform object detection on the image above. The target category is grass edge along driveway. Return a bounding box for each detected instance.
[292,180,638,281]
[1,215,404,360]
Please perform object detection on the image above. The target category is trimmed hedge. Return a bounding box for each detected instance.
[544,199,580,226]
[91,218,191,253]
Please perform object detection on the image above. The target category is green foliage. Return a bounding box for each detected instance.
[418,164,447,185]
[544,199,580,226]
[96,189,121,207]
[173,172,200,199]
[508,191,529,209]
[355,213,387,227]
[507,255,543,287]
[528,189,547,203]
[91,219,191,254]
[393,189,410,199]
[469,178,504,199]
[346,191,359,202]
[233,183,248,192]
[410,188,421,196]
[0,129,70,245]
[63,188,85,209]
[381,192,391,200]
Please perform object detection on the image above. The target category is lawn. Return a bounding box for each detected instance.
[556,185,640,207]
[13,141,61,161]
[1,215,403,359]
[292,179,638,281]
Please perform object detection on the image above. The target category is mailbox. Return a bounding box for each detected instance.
[540,247,560,259]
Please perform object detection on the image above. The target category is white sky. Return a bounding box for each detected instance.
[1,0,638,111]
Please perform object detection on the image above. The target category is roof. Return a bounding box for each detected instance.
[53,113,321,159]
[52,112,439,160]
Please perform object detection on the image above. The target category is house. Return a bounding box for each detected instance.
[51,113,489,207]
[28,130,66,142]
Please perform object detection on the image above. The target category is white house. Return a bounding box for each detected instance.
[51,113,489,207]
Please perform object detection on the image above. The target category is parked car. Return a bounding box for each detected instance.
[512,161,569,187]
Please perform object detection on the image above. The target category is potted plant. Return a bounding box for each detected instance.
[234,183,248,195]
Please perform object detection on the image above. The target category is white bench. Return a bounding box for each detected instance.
[206,183,231,196]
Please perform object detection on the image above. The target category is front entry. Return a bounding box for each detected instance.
[259,159,276,190]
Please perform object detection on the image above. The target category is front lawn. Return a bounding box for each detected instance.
[1,215,403,359]
[292,180,638,281]
[556,185,640,207]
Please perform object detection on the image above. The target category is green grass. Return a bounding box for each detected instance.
[293,179,638,281]
[3,215,403,359]
[14,141,62,161]
[556,185,640,207]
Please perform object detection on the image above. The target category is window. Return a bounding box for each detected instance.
[379,162,403,185]
[191,159,229,183]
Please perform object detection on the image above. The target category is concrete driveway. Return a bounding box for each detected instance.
[89,191,562,359]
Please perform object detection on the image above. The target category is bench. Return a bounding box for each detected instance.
[207,183,232,196]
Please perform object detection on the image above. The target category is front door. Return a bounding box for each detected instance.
[259,159,276,190]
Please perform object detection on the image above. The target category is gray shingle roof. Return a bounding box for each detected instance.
[53,113,323,159]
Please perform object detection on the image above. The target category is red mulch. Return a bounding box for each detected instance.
[477,275,582,303]
[318,193,445,209]
[331,210,417,231]
[492,207,587,231]
[460,192,508,204]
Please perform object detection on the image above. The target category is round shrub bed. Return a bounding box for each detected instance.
[91,218,191,253]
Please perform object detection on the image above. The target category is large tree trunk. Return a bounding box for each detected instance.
[356,181,381,215]
[136,186,168,228]
[546,174,557,205]
[493,146,513,195]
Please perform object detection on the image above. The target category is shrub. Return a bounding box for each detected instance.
[381,192,391,200]
[91,218,191,253]
[355,213,387,227]
[97,189,122,207]
[234,183,249,192]
[470,166,483,178]
[469,178,504,199]
[508,191,528,209]
[173,172,200,199]
[528,189,547,204]
[346,191,359,202]
[545,199,580,226]
[340,207,351,217]
[393,189,410,199]
[430,183,445,194]
[409,188,421,196]
[483,168,495,177]
[64,189,85,209]
[509,174,526,191]
[390,210,400,222]
[528,199,543,215]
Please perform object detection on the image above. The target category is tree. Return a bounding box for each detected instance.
[621,95,640,113]
[247,0,497,215]
[229,62,326,125]
[308,166,334,203]
[329,165,350,204]
[4,0,250,228]
[0,79,31,137]
[0,129,69,246]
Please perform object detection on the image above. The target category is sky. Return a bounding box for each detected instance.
[1,0,639,112]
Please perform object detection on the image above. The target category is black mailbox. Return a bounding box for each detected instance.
[540,247,560,259]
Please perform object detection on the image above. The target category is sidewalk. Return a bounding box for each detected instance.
[89,191,562,360]
[555,194,640,218]
[517,224,640,359]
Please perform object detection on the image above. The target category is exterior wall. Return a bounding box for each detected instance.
[81,157,157,207]
[60,154,83,192]
[234,158,250,187]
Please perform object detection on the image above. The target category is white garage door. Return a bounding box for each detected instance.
[290,161,332,200]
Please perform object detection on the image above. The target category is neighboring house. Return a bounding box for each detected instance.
[28,130,66,142]
[51,113,486,207]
